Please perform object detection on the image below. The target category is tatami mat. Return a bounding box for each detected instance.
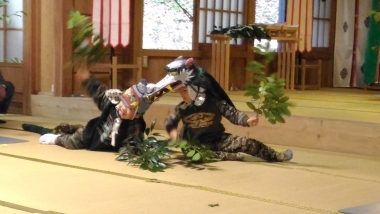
[1,119,380,214]
[0,206,29,214]
[1,88,380,213]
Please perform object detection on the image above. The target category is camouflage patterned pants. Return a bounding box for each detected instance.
[55,128,85,150]
[211,133,279,162]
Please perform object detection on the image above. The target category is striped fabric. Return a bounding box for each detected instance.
[286,0,313,52]
[92,0,131,47]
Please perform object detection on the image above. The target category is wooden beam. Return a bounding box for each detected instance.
[22,0,41,115]
[90,56,143,88]
[133,1,143,66]
[54,0,74,97]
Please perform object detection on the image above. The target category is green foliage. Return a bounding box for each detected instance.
[9,57,22,64]
[67,10,106,68]
[116,119,220,172]
[0,0,26,25]
[116,120,170,172]
[170,139,218,163]
[210,24,271,43]
[0,0,26,64]
[115,122,219,172]
[245,43,294,124]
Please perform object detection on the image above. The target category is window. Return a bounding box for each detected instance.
[143,0,194,50]
[0,0,23,63]
[312,0,331,47]
[199,0,245,45]
[254,0,286,50]
[255,0,285,24]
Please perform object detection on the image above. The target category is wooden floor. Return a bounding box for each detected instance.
[239,87,380,123]
[3,87,380,156]
[26,87,380,124]
[142,88,380,156]
[0,88,380,214]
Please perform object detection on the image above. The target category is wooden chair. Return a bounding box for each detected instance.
[295,59,322,90]
[89,56,142,89]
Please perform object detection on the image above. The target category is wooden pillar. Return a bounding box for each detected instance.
[210,34,231,91]
[111,56,118,88]
[23,0,39,115]
[266,25,299,90]
[56,0,74,97]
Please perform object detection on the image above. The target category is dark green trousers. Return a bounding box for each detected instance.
[55,128,85,150]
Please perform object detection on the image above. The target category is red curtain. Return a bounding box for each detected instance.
[92,0,131,47]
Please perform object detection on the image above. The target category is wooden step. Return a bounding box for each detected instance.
[30,89,380,156]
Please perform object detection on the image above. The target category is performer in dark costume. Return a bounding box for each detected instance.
[36,64,185,151]
[164,57,293,162]
[0,71,15,123]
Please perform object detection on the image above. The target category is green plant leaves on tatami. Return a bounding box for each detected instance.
[116,120,218,172]
[116,120,170,173]
[169,139,218,163]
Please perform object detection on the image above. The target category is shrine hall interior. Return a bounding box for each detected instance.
[1,1,380,213]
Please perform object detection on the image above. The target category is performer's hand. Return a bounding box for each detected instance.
[75,64,90,83]
[169,129,178,141]
[247,115,259,127]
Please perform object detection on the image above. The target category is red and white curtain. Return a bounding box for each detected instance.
[286,0,313,52]
[92,0,131,47]
[333,0,370,87]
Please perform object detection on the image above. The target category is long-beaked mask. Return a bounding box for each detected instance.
[164,56,206,106]
[119,80,148,119]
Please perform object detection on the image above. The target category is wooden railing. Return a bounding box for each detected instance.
[209,25,300,91]
[266,25,299,90]
[90,56,142,88]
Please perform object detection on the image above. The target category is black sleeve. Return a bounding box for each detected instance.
[82,76,111,111]
[0,81,14,114]
[164,105,182,133]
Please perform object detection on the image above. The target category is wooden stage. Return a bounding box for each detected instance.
[3,87,380,157]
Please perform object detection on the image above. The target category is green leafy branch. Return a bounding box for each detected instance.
[169,139,218,163]
[116,121,219,172]
[244,43,294,124]
[116,120,170,173]
[67,10,106,68]
[210,24,271,43]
